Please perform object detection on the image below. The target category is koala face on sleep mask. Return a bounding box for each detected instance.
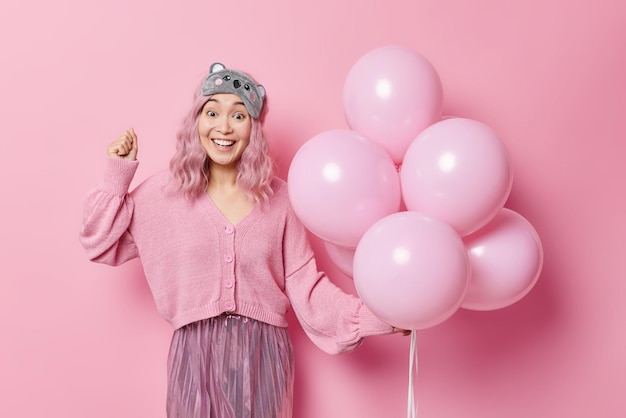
[201,63,266,119]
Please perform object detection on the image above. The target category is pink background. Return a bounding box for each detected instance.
[1,0,624,417]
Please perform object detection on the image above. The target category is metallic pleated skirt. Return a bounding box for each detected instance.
[166,315,294,418]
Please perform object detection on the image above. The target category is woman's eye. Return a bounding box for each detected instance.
[207,110,217,117]
[234,113,245,120]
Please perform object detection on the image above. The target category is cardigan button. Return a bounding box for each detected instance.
[224,225,234,234]
[224,254,233,263]
[225,301,235,311]
[224,280,233,289]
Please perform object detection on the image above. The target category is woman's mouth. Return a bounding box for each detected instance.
[212,139,235,147]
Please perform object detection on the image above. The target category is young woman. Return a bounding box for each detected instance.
[80,63,399,418]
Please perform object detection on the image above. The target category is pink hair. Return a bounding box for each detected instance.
[168,82,274,203]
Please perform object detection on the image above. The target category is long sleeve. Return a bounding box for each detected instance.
[79,157,140,266]
[282,201,393,355]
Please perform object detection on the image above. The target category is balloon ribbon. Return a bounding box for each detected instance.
[408,330,418,418]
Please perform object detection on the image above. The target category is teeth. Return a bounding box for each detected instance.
[213,139,235,146]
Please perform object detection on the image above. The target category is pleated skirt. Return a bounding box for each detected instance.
[166,315,294,418]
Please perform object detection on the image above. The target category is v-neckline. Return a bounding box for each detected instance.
[203,193,259,227]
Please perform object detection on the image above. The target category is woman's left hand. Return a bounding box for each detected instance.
[393,327,412,336]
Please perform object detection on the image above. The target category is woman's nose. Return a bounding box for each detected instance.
[217,116,233,133]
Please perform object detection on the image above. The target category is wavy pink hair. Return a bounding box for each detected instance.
[168,79,274,203]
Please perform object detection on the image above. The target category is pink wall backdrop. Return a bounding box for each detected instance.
[1,0,624,416]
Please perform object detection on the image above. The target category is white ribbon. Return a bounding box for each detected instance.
[407,330,418,418]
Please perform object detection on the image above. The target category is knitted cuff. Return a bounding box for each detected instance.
[358,303,395,337]
[102,157,139,196]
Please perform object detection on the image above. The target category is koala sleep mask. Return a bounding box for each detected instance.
[201,63,266,118]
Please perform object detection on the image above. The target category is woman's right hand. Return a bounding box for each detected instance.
[107,128,138,160]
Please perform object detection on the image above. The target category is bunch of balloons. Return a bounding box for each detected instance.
[288,45,543,331]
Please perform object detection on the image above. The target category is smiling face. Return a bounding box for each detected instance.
[198,93,252,169]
